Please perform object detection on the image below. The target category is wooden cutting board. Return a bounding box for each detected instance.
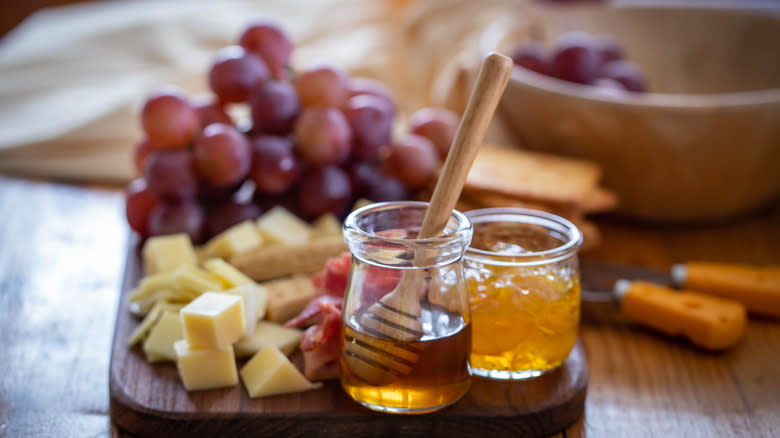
[109,240,588,438]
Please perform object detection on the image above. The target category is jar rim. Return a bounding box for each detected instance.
[343,201,473,246]
[463,207,582,265]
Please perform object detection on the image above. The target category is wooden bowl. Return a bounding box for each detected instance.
[481,5,780,221]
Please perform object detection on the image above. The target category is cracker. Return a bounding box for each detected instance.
[230,236,347,282]
[464,144,602,206]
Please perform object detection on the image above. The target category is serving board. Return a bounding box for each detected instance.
[109,239,588,438]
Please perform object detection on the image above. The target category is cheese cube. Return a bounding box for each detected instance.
[143,311,184,362]
[174,340,238,391]
[204,221,263,259]
[220,285,259,337]
[173,264,223,298]
[310,213,342,240]
[234,321,303,358]
[203,258,254,288]
[239,345,320,398]
[127,301,183,347]
[180,292,245,349]
[142,234,197,274]
[256,206,311,246]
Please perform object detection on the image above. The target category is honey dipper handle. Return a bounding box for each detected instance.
[419,52,513,239]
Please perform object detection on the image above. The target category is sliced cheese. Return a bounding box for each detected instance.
[173,264,223,298]
[203,258,255,288]
[256,206,311,246]
[127,301,185,347]
[234,321,303,358]
[204,221,264,259]
[143,311,184,362]
[180,292,245,349]
[220,284,258,337]
[174,340,237,391]
[142,234,197,275]
[239,345,321,398]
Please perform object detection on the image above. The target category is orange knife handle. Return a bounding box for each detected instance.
[672,262,780,319]
[617,280,746,351]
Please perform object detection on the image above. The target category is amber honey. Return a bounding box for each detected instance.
[340,306,472,414]
[464,209,582,379]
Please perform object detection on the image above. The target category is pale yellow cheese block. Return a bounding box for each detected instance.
[220,284,258,337]
[180,292,245,349]
[239,345,321,398]
[127,301,185,347]
[173,264,223,298]
[174,340,238,391]
[256,206,311,246]
[234,321,303,358]
[202,258,254,288]
[142,311,184,363]
[310,213,342,240]
[204,221,264,259]
[142,234,197,275]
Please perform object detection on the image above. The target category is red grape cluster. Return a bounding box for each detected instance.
[511,31,647,92]
[125,20,460,243]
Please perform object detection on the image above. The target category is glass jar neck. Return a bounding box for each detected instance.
[343,201,473,269]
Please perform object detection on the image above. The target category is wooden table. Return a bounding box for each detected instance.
[0,174,778,437]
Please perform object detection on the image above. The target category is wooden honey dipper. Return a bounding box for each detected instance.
[344,52,513,386]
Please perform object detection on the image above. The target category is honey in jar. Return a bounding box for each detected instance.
[463,208,582,380]
[340,201,473,413]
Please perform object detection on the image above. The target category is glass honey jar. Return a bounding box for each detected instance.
[340,201,473,414]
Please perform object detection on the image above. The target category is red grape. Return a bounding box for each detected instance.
[132,137,158,175]
[195,98,232,128]
[344,161,379,197]
[296,65,349,107]
[597,35,624,65]
[147,200,206,243]
[601,60,646,92]
[249,80,300,135]
[510,41,550,75]
[249,135,301,195]
[238,21,293,80]
[141,89,199,147]
[362,173,408,203]
[294,107,351,166]
[208,45,269,103]
[408,107,459,159]
[382,134,440,190]
[205,200,262,238]
[297,166,352,219]
[125,178,158,238]
[253,190,301,216]
[193,123,252,187]
[550,32,601,84]
[143,149,199,200]
[198,179,244,206]
[343,95,393,161]
[346,77,397,117]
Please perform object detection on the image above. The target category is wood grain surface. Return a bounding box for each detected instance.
[110,237,587,438]
[1,175,779,438]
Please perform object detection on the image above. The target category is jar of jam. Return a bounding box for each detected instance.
[463,208,582,380]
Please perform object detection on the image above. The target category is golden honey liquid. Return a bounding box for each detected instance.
[340,308,471,414]
[466,221,580,378]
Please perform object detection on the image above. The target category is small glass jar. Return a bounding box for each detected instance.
[340,201,473,414]
[463,208,582,380]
